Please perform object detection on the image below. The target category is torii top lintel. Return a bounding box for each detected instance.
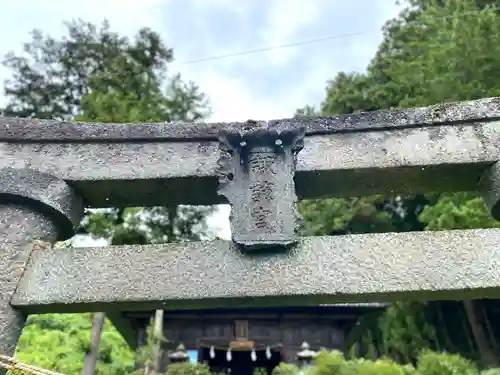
[0,97,498,142]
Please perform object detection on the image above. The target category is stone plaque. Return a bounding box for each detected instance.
[217,125,305,251]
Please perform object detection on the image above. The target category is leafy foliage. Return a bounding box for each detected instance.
[261,350,493,375]
[272,363,301,375]
[14,314,134,374]
[2,19,208,121]
[124,351,497,375]
[297,0,500,367]
[165,363,214,375]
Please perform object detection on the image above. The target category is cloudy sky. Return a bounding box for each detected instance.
[0,0,403,240]
[0,0,403,121]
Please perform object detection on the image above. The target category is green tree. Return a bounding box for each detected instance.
[368,0,500,365]
[368,0,500,109]
[2,19,208,121]
[15,313,134,375]
[299,0,500,367]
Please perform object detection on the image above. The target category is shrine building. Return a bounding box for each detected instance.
[112,303,386,375]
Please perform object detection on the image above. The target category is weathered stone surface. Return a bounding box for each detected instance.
[0,168,84,240]
[0,97,499,140]
[217,126,305,250]
[3,97,500,352]
[0,170,83,365]
[0,207,56,365]
[12,229,500,313]
[480,162,500,219]
[0,121,498,207]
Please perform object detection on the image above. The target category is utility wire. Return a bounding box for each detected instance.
[173,31,369,65]
[172,6,500,66]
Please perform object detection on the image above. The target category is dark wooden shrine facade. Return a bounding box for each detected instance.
[124,303,385,373]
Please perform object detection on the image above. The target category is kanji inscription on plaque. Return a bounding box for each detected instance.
[216,125,305,251]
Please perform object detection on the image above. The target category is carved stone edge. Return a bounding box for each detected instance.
[286,127,306,240]
[0,168,84,240]
[10,240,52,302]
[216,126,306,188]
[2,96,500,142]
[479,162,500,220]
[215,126,306,249]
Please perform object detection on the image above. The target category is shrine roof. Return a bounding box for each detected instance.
[123,303,388,319]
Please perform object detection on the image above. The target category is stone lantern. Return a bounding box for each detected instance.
[169,343,189,364]
[297,342,317,368]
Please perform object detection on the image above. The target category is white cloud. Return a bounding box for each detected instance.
[261,0,322,65]
[0,0,402,120]
[207,205,232,240]
[378,0,405,20]
[191,72,281,122]
[168,1,403,123]
[1,0,165,38]
[190,0,254,16]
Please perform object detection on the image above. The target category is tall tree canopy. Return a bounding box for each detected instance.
[298,0,500,367]
[2,19,208,122]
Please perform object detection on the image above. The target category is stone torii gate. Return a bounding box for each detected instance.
[2,97,500,368]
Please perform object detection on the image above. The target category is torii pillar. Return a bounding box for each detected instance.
[0,168,83,373]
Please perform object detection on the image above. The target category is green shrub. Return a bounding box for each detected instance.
[272,362,300,375]
[310,350,345,375]
[294,349,483,375]
[416,350,478,375]
[149,351,496,375]
[165,362,213,375]
[346,358,410,375]
[310,352,409,375]
[401,364,418,375]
